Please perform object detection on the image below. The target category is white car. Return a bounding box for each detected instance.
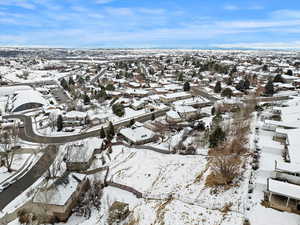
[0,183,10,192]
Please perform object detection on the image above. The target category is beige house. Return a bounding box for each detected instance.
[29,173,89,223]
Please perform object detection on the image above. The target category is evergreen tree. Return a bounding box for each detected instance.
[78,76,85,84]
[211,107,216,115]
[273,74,285,83]
[214,81,222,93]
[265,80,274,96]
[60,78,69,90]
[183,81,190,91]
[225,77,233,85]
[116,73,122,79]
[209,126,226,148]
[69,77,75,86]
[107,122,115,140]
[129,119,135,127]
[84,94,91,105]
[231,65,237,74]
[262,64,268,72]
[286,69,293,76]
[112,103,125,117]
[57,115,63,132]
[97,89,107,100]
[221,88,233,98]
[100,127,106,139]
[244,79,250,89]
[106,83,115,91]
[212,112,222,126]
[236,80,245,91]
[151,113,155,121]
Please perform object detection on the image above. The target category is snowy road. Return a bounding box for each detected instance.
[0,145,58,210]
[3,108,169,144]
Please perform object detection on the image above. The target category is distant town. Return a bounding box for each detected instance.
[0,48,300,225]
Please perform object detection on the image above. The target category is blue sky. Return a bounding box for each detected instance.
[0,0,300,48]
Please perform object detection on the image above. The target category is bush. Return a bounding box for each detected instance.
[18,209,36,224]
[206,155,240,187]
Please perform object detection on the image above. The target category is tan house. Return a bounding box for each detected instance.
[29,173,89,223]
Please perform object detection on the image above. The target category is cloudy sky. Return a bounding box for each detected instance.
[0,0,300,49]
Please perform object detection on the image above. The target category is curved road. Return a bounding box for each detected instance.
[0,145,58,210]
[3,108,169,144]
[5,114,101,144]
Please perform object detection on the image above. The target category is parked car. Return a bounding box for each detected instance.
[0,183,10,192]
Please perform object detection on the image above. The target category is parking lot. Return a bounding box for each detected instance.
[50,87,71,104]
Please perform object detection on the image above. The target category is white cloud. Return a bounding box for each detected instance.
[224,4,264,11]
[272,10,300,19]
[138,8,165,15]
[217,20,300,29]
[105,7,134,16]
[0,0,36,9]
[224,5,239,11]
[95,0,115,4]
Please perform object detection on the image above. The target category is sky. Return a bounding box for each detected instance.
[0,0,300,49]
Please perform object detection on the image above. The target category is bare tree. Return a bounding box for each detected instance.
[0,124,19,172]
[206,155,240,186]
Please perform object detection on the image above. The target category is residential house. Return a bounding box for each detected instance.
[29,173,89,223]
[119,124,156,145]
[65,137,102,171]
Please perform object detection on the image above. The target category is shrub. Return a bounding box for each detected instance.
[206,155,240,187]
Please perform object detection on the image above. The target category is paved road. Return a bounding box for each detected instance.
[3,108,169,144]
[0,145,58,211]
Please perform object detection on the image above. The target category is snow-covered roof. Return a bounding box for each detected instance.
[175,105,197,113]
[264,120,299,129]
[287,129,300,164]
[0,85,33,97]
[275,161,300,174]
[64,111,87,118]
[66,137,101,163]
[268,178,300,201]
[120,126,155,143]
[161,92,191,100]
[166,110,181,119]
[12,90,48,112]
[33,173,86,206]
